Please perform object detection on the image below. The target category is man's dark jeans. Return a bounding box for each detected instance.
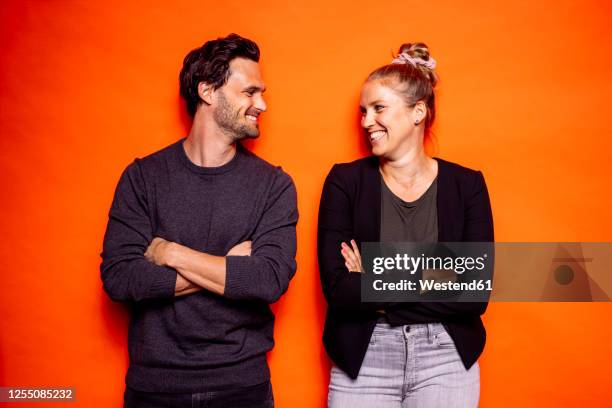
[124,381,273,408]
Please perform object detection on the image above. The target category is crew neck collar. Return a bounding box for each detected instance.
[383,175,438,208]
[177,138,242,175]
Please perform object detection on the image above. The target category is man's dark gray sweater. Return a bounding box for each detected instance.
[100,139,298,393]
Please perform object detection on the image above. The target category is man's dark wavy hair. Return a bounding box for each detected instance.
[179,33,260,117]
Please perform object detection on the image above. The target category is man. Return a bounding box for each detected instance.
[100,33,297,407]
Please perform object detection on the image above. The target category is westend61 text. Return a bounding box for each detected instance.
[372,279,493,292]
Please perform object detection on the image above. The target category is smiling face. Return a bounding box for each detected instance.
[211,57,267,141]
[360,79,425,159]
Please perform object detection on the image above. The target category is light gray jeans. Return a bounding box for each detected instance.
[328,322,480,408]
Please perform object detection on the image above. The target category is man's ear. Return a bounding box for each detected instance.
[198,82,214,105]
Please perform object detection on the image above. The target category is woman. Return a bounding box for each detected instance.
[318,43,494,407]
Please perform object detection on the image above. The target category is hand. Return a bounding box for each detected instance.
[227,240,252,256]
[144,237,174,266]
[341,239,363,273]
[175,273,201,295]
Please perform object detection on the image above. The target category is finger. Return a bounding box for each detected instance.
[144,251,153,262]
[344,260,357,272]
[341,244,356,265]
[350,240,363,272]
[344,246,359,266]
[341,242,355,257]
[151,239,164,253]
[341,245,356,266]
[340,248,351,263]
[350,240,362,270]
[341,251,355,271]
[350,239,361,258]
[345,257,358,272]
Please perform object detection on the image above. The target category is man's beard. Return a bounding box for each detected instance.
[213,91,260,141]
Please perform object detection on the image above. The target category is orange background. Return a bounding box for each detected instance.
[1,1,611,406]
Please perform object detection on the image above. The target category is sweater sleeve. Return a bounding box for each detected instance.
[224,171,298,303]
[100,161,177,302]
[317,165,390,313]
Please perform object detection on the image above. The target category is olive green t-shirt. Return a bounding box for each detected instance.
[380,176,438,242]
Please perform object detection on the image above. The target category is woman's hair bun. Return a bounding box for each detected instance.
[399,43,430,60]
[397,42,438,87]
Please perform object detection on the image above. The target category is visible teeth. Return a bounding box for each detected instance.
[370,131,386,141]
[246,115,257,121]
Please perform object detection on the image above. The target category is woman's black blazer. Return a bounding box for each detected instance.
[317,155,494,379]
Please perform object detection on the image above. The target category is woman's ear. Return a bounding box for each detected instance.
[413,100,427,125]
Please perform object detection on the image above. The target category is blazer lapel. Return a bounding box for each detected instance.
[360,157,382,243]
[435,157,460,242]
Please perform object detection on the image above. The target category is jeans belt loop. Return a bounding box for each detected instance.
[427,323,434,344]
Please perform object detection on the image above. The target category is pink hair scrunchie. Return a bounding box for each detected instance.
[391,53,437,70]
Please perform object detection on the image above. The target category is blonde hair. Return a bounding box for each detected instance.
[367,43,438,134]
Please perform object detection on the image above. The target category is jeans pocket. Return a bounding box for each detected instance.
[434,328,456,348]
[211,381,274,407]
